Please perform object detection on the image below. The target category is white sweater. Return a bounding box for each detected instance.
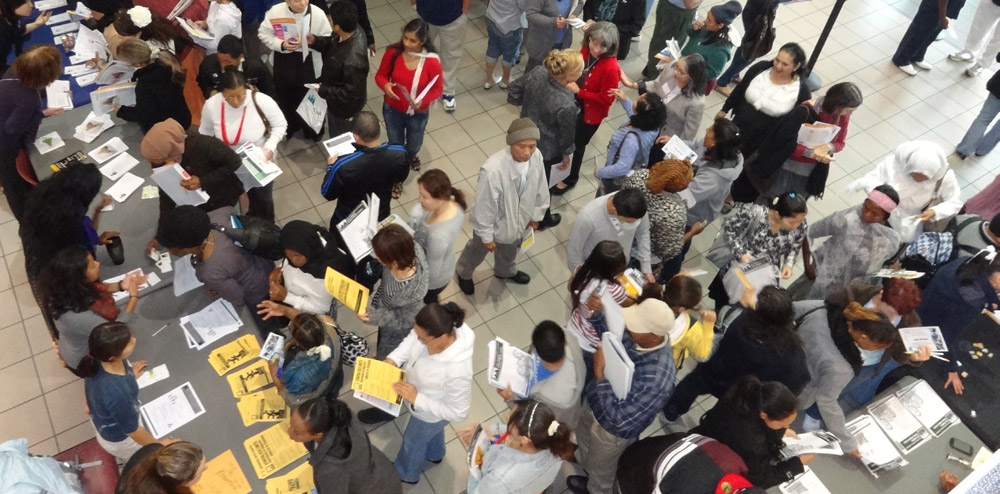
[257,3,332,78]
[199,91,287,154]
[387,324,475,423]
[192,2,242,54]
[280,264,333,315]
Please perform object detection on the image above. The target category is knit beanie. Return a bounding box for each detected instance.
[157,205,212,248]
[140,118,187,164]
[710,0,742,25]
[506,118,540,145]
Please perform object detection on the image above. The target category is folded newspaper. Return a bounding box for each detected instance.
[467,423,504,479]
[487,338,534,398]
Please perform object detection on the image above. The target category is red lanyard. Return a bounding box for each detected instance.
[220,100,247,146]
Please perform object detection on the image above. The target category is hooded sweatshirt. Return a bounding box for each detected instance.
[387,323,475,423]
[846,140,962,241]
[681,138,744,227]
[308,420,402,494]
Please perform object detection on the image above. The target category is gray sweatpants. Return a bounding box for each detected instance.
[575,404,633,494]
[455,232,519,279]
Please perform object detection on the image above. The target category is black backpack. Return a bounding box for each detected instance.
[214,215,284,260]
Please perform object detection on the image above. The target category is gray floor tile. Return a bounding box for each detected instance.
[0,322,30,370]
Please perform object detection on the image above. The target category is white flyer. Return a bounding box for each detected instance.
[33,0,68,10]
[47,12,71,25]
[139,382,206,438]
[259,332,285,362]
[662,135,698,163]
[778,467,832,494]
[136,364,170,389]
[34,131,65,154]
[896,379,959,437]
[172,254,204,296]
[487,337,533,398]
[45,80,73,110]
[105,172,144,202]
[99,152,140,180]
[89,136,128,164]
[322,132,357,158]
[179,298,243,351]
[150,164,210,207]
[867,394,933,454]
[846,414,908,478]
[51,21,80,35]
[898,326,948,353]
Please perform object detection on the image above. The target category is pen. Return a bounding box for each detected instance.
[152,324,168,336]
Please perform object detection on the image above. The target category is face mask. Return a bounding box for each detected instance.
[855,343,884,367]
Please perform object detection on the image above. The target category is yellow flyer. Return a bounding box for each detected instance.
[244,420,308,479]
[351,357,406,405]
[226,360,273,397]
[324,267,369,315]
[190,449,252,494]
[208,334,261,376]
[237,387,289,426]
[265,461,315,494]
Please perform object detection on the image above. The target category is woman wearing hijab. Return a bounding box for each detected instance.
[257,220,355,321]
[845,140,962,242]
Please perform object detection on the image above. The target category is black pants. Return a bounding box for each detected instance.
[0,144,33,221]
[663,364,714,420]
[424,285,445,304]
[892,0,951,66]
[273,52,323,139]
[542,155,562,223]
[729,169,761,204]
[328,113,355,138]
[567,116,600,187]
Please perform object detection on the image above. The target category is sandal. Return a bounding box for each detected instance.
[391,183,403,199]
[410,156,422,172]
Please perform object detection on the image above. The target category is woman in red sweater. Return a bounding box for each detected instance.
[374,19,444,172]
[554,21,621,195]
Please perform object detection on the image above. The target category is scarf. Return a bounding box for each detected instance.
[89,283,120,321]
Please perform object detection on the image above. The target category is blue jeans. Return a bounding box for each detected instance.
[382,102,429,159]
[838,360,902,413]
[484,18,522,67]
[717,48,750,86]
[395,415,447,482]
[958,93,1000,156]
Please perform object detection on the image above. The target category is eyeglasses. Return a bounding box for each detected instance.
[223,92,247,103]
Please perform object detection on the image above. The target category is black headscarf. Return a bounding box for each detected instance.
[279,221,354,279]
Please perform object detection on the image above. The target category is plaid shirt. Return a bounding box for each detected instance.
[586,328,676,439]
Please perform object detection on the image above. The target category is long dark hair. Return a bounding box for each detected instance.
[40,245,102,320]
[508,399,575,460]
[742,286,801,355]
[118,441,203,494]
[77,321,132,378]
[725,376,797,421]
[778,42,808,77]
[956,249,1000,286]
[704,118,740,164]
[415,302,465,337]
[569,241,626,311]
[386,18,436,79]
[0,0,27,22]
[112,7,180,48]
[296,396,353,456]
[22,162,103,266]
[679,53,708,97]
[629,94,667,131]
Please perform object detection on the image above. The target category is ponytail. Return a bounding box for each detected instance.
[724,376,797,421]
[414,302,465,337]
[295,396,353,455]
[78,322,133,378]
[156,50,186,86]
[417,169,467,211]
[119,441,204,494]
[116,38,186,85]
[508,399,575,460]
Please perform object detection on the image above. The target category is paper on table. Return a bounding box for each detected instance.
[208,334,261,376]
[264,461,315,494]
[237,387,288,426]
[601,331,634,399]
[322,132,356,158]
[150,163,210,206]
[142,185,159,199]
[780,430,843,458]
[74,111,114,143]
[74,72,99,87]
[180,298,242,351]
[797,122,841,148]
[867,394,933,454]
[136,363,169,388]
[778,467,832,494]
[243,420,308,479]
[259,332,285,362]
[89,136,128,164]
[34,131,65,154]
[105,172,144,202]
[351,357,406,416]
[139,381,206,438]
[661,135,698,163]
[896,379,959,437]
[71,25,108,60]
[846,414,908,478]
[45,80,73,109]
[323,267,370,315]
[51,21,80,35]
[47,12,71,24]
[95,61,137,86]
[190,450,252,494]
[98,152,140,180]
[64,63,97,77]
[549,157,572,188]
[33,0,67,10]
[173,255,202,295]
[226,360,273,397]
[487,337,533,398]
[898,326,948,353]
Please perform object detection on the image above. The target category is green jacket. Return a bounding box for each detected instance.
[682,27,735,80]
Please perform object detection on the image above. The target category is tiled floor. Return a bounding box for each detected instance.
[3,0,998,491]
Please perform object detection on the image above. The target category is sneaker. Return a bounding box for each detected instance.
[966,62,984,77]
[896,64,918,76]
[497,271,531,284]
[442,95,456,112]
[949,50,974,62]
[457,275,475,295]
[913,60,933,71]
[484,81,493,90]
[498,81,508,90]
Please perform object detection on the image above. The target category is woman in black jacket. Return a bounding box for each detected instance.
[692,376,814,488]
[114,38,191,133]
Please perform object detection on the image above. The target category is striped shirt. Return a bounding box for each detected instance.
[568,280,628,352]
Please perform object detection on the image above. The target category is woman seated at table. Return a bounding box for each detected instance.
[105,6,180,58]
[155,205,279,335]
[114,38,191,133]
[0,0,51,75]
[199,68,287,221]
[257,220,353,322]
[40,245,146,376]
[269,313,342,407]
[139,118,245,223]
[287,396,402,493]
[82,321,158,461]
[116,440,207,494]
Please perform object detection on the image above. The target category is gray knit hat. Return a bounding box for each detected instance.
[710,0,742,25]
[506,118,540,145]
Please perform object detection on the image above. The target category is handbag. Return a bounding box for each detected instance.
[740,0,776,60]
[333,323,369,367]
[296,87,327,134]
[921,178,951,232]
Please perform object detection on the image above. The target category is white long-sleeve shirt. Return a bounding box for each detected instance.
[257,3,332,78]
[199,91,287,155]
[280,264,333,315]
[191,2,242,54]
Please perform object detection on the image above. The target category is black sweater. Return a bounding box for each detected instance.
[582,0,646,38]
[721,60,811,157]
[116,61,191,133]
[0,16,25,76]
[156,133,245,219]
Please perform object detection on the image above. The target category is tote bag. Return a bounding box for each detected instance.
[296,86,327,134]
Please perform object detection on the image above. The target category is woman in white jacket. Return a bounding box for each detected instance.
[845,140,961,242]
[359,302,475,484]
[188,0,242,54]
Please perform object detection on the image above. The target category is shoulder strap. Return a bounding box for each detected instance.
[793,305,824,329]
[611,130,640,164]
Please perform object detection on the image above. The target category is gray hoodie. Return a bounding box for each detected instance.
[683,139,744,227]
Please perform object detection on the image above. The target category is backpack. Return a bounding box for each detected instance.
[740,0,777,60]
[214,215,284,260]
[898,232,955,288]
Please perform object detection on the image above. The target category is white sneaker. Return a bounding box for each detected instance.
[949,50,974,62]
[913,60,933,70]
[966,62,984,77]
[803,415,822,432]
[897,64,918,76]
[483,81,493,90]
[442,95,456,112]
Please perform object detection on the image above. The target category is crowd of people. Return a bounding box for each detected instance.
[3,0,1000,492]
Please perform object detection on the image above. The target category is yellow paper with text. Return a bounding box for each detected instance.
[244,420,308,479]
[208,334,261,376]
[237,387,289,426]
[190,449,252,494]
[226,360,273,397]
[324,267,370,315]
[265,461,315,494]
[351,357,406,406]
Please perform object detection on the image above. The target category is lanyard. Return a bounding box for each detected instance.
[220,100,247,146]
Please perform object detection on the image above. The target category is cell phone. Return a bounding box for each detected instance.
[950,437,974,456]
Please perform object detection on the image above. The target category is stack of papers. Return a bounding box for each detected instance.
[95,61,137,86]
[34,132,65,154]
[46,12,71,25]
[208,334,261,376]
[99,152,140,180]
[867,394,933,454]
[139,381,206,438]
[150,163,210,206]
[662,135,698,163]
[264,462,314,494]
[89,136,128,164]
[190,450,252,494]
[778,467,832,494]
[896,379,960,437]
[90,82,136,116]
[322,132,356,157]
[336,194,379,262]
[74,111,115,143]
[103,268,160,303]
[847,414,908,478]
[226,360,273,397]
[601,332,634,400]
[34,0,67,10]
[323,266,369,315]
[236,387,288,426]
[235,143,283,191]
[243,420,308,479]
[45,80,73,109]
[797,122,841,147]
[654,39,682,62]
[781,430,843,459]
[898,326,948,354]
[51,21,80,35]
[179,298,244,351]
[69,25,108,65]
[351,357,406,416]
[487,337,533,398]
